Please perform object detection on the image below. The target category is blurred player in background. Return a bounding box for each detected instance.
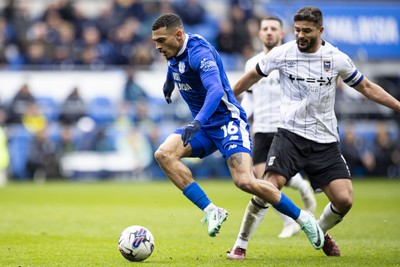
[231,6,400,258]
[151,13,324,250]
[227,15,317,260]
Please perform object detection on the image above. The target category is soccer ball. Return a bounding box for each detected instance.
[118,225,155,262]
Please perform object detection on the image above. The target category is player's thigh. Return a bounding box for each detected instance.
[306,142,351,192]
[227,152,254,185]
[157,133,192,158]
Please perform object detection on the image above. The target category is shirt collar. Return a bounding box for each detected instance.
[176,33,189,57]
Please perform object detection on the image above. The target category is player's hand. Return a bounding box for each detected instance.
[181,120,202,147]
[163,79,175,104]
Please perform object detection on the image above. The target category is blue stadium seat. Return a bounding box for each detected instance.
[87,97,117,125]
[7,125,33,179]
[35,96,60,122]
[146,97,166,123]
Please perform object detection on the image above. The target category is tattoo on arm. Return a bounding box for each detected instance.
[228,154,243,168]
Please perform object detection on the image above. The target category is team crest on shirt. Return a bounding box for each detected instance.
[323,60,332,72]
[178,61,186,73]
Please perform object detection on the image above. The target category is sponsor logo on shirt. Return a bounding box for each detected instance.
[288,74,333,86]
[177,83,192,91]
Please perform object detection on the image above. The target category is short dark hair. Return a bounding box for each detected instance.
[152,13,183,31]
[262,16,283,27]
[293,6,323,27]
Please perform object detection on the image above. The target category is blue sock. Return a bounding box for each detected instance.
[182,182,211,210]
[273,193,301,220]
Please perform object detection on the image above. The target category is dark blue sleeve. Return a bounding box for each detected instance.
[189,45,224,125]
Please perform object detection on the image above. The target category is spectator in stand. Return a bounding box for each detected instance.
[2,0,31,45]
[215,5,253,68]
[6,83,36,124]
[0,14,24,68]
[370,122,397,177]
[26,128,60,180]
[88,127,115,152]
[55,124,79,179]
[0,108,9,186]
[113,0,147,22]
[25,41,52,66]
[42,9,64,46]
[0,98,8,124]
[228,4,252,55]
[21,102,47,133]
[123,68,147,103]
[57,125,79,155]
[131,44,154,66]
[172,0,206,26]
[75,25,113,67]
[109,17,142,65]
[59,87,86,126]
[52,22,75,67]
[340,126,372,176]
[216,19,235,54]
[230,0,253,21]
[25,21,54,64]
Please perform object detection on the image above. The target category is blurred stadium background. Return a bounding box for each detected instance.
[0,0,399,183]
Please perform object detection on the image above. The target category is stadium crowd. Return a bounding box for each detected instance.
[0,0,399,182]
[0,0,257,70]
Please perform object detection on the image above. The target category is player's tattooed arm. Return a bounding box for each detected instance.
[227,154,243,168]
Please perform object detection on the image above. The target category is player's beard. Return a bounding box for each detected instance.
[264,39,280,50]
[296,36,317,52]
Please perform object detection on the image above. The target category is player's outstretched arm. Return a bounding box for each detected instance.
[233,67,263,97]
[354,77,400,112]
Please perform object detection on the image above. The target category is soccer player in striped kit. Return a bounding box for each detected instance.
[230,6,400,258]
[227,15,317,260]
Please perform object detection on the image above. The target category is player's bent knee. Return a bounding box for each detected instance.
[334,195,353,214]
[154,148,168,165]
[342,197,353,212]
[233,177,253,193]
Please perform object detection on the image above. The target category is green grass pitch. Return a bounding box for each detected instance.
[1,178,400,266]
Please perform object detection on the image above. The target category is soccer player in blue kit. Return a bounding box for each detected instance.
[151,13,324,250]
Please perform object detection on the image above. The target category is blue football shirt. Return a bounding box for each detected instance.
[166,33,247,127]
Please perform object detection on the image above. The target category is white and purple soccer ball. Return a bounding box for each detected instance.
[118,225,155,262]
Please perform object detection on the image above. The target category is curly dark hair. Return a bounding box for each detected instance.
[152,13,183,31]
[294,6,323,27]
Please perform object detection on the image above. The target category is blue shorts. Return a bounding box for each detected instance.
[174,119,252,159]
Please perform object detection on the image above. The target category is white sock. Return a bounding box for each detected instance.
[233,197,269,250]
[317,203,344,233]
[287,173,313,198]
[203,203,217,214]
[286,173,305,190]
[295,210,311,225]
